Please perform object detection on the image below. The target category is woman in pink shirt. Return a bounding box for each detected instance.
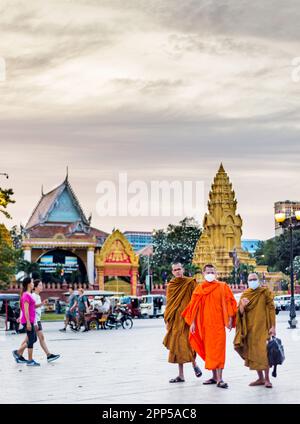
[12,277,40,366]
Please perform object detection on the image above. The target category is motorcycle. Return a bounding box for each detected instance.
[104,307,133,330]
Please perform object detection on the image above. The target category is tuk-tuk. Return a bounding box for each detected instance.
[119,296,142,318]
[0,293,20,332]
[140,295,166,318]
[63,290,124,330]
[44,297,59,313]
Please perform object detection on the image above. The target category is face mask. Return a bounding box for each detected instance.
[205,273,216,283]
[248,280,260,290]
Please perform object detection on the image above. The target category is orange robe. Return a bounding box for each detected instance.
[182,281,237,370]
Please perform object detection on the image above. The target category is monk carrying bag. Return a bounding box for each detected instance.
[267,336,285,377]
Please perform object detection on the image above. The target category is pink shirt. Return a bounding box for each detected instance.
[20,292,36,325]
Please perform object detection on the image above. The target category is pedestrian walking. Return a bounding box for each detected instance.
[12,277,40,366]
[32,280,60,363]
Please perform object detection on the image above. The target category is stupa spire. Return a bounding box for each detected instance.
[193,165,256,278]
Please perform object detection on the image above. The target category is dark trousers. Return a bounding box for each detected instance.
[79,311,88,330]
[26,324,37,348]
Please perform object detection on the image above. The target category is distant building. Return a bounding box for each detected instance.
[124,231,153,252]
[241,239,260,255]
[275,200,300,236]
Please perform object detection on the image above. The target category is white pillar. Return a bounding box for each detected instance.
[24,247,31,262]
[87,248,95,285]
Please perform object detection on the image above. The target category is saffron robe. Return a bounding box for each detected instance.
[163,277,198,364]
[182,281,237,370]
[234,287,276,370]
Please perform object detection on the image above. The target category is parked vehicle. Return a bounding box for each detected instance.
[274,295,291,311]
[44,297,60,313]
[119,296,142,318]
[274,298,281,315]
[0,294,20,332]
[284,294,300,311]
[86,311,109,330]
[140,295,166,318]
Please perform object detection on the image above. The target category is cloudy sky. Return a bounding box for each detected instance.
[0,0,300,240]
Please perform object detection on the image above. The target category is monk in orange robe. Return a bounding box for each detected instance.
[163,262,202,383]
[182,264,237,388]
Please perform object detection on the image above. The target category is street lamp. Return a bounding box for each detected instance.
[275,209,300,329]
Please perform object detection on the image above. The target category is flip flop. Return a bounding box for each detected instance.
[217,381,229,389]
[193,365,203,378]
[169,376,185,383]
[249,380,265,386]
[265,382,273,389]
[203,378,217,385]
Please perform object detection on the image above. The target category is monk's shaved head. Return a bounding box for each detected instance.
[248,273,259,281]
[172,262,184,278]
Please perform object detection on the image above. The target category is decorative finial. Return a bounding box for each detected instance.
[218,163,225,173]
[65,166,69,181]
[41,184,44,196]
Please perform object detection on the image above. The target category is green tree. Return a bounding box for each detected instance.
[152,217,202,283]
[254,230,300,273]
[0,233,20,289]
[227,263,255,285]
[0,187,15,219]
[10,225,26,249]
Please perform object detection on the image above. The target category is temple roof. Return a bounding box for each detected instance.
[26,223,108,241]
[25,176,89,229]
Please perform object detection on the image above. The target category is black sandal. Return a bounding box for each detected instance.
[169,376,185,383]
[193,365,202,378]
[203,378,217,385]
[217,381,228,389]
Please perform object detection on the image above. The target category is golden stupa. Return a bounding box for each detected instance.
[193,164,256,279]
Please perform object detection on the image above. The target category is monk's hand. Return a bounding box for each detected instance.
[190,321,196,334]
[269,326,276,337]
[240,298,250,307]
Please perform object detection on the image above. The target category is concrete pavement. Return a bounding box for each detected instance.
[0,311,299,404]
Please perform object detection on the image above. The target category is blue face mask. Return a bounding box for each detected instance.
[248,280,260,290]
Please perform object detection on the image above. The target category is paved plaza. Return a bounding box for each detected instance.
[0,312,299,404]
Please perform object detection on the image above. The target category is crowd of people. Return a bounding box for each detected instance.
[164,263,276,389]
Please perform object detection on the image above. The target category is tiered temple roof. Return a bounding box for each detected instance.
[193,163,256,278]
[24,174,108,246]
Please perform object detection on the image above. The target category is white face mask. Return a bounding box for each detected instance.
[205,273,216,283]
[248,280,260,290]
